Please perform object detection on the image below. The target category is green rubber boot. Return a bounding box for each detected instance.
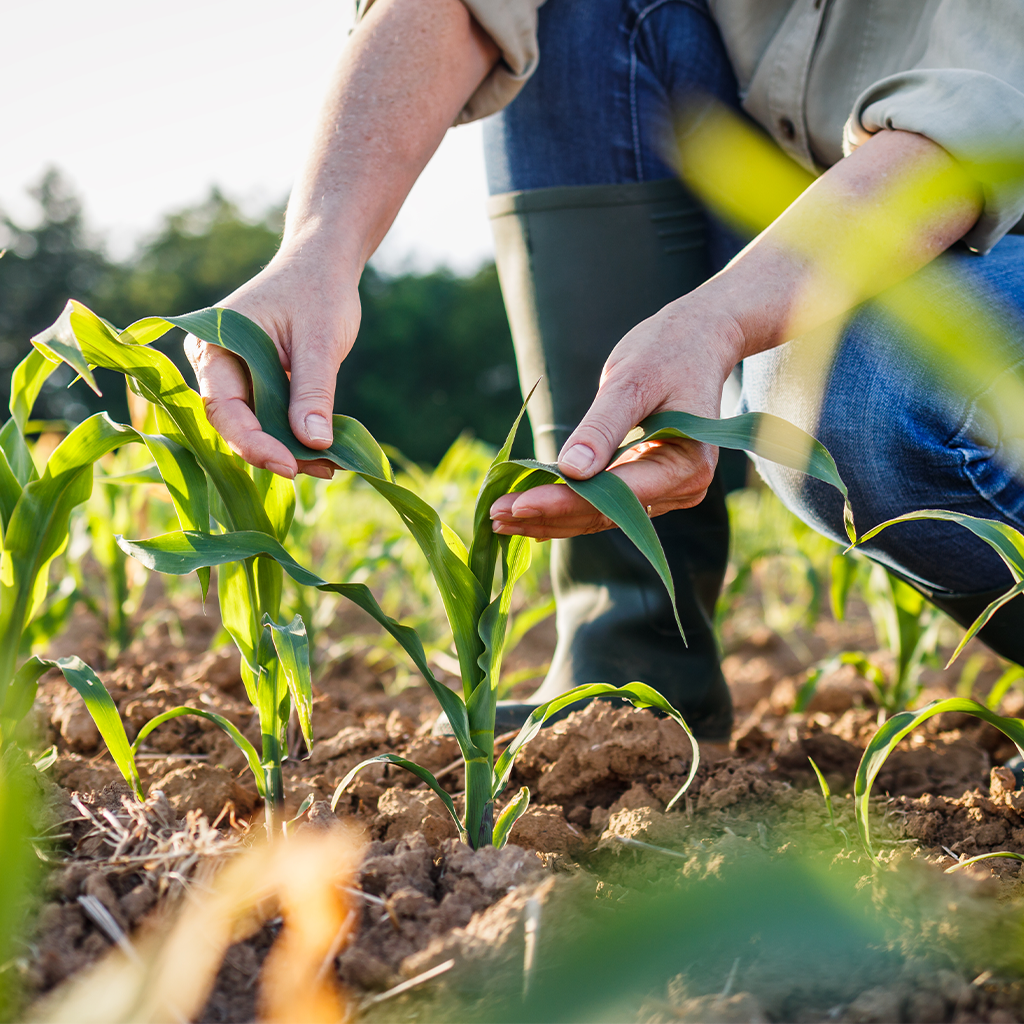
[487,179,735,742]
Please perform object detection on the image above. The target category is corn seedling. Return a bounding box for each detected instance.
[0,342,215,753]
[944,850,1024,875]
[27,303,331,834]
[45,301,855,848]
[851,509,1024,855]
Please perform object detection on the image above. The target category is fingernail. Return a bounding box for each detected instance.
[510,503,541,518]
[306,466,334,480]
[560,444,595,475]
[304,413,333,444]
[492,521,512,534]
[267,461,296,479]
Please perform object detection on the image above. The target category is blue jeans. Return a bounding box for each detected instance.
[482,0,1024,597]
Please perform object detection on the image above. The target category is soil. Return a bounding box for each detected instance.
[14,577,1024,1024]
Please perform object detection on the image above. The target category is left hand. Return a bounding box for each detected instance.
[489,297,744,538]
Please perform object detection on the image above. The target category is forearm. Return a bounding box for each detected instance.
[280,0,499,276]
[684,129,984,368]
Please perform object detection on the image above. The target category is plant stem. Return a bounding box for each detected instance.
[464,755,494,849]
[262,734,284,838]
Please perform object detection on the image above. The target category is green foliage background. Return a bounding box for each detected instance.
[0,169,528,463]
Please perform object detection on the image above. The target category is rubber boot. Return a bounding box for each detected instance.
[486,179,735,741]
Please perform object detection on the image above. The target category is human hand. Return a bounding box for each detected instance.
[185,247,360,480]
[489,300,744,538]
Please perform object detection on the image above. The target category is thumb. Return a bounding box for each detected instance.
[557,377,648,480]
[287,333,342,449]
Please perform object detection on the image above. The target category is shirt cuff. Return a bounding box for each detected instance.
[355,0,543,124]
[844,69,1024,254]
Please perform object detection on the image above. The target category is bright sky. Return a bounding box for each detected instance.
[1,0,494,274]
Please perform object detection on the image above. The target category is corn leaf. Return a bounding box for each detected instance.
[945,851,1024,874]
[31,314,101,396]
[855,509,1024,582]
[263,614,314,750]
[853,510,1024,665]
[0,447,21,536]
[468,535,533,756]
[0,657,52,742]
[43,656,143,798]
[252,468,295,543]
[633,410,854,542]
[329,753,465,836]
[43,302,274,537]
[133,706,265,798]
[855,698,1024,855]
[492,786,530,849]
[0,421,35,492]
[116,528,476,758]
[9,347,62,434]
[492,682,699,810]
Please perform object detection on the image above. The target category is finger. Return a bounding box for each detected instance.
[493,517,613,539]
[557,374,652,480]
[287,328,343,450]
[187,335,298,477]
[296,458,337,480]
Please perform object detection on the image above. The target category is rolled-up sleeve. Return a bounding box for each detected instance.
[842,2,1024,254]
[355,0,544,124]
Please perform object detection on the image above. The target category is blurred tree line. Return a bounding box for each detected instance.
[0,169,528,463]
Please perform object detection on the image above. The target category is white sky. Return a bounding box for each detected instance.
[0,0,494,274]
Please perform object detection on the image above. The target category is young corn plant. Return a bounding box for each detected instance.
[0,344,212,752]
[48,301,854,848]
[27,303,327,833]
[849,509,1024,856]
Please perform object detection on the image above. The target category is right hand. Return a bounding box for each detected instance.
[185,249,361,480]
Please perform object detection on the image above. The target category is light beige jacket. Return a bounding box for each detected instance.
[357,0,1024,252]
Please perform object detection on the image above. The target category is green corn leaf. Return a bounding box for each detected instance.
[133,706,266,798]
[854,509,1024,582]
[829,552,858,622]
[852,510,1024,666]
[945,851,1024,874]
[253,468,296,543]
[264,613,314,750]
[116,528,477,759]
[0,657,52,743]
[329,753,465,837]
[9,347,63,434]
[42,302,274,537]
[31,311,101,396]
[43,656,142,798]
[469,461,548,593]
[986,665,1024,711]
[0,414,138,705]
[468,535,533,757]
[467,387,537,588]
[854,698,1024,855]
[807,757,835,828]
[0,420,36,490]
[99,464,164,485]
[0,446,22,536]
[632,410,854,542]
[492,682,699,811]
[492,786,530,849]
